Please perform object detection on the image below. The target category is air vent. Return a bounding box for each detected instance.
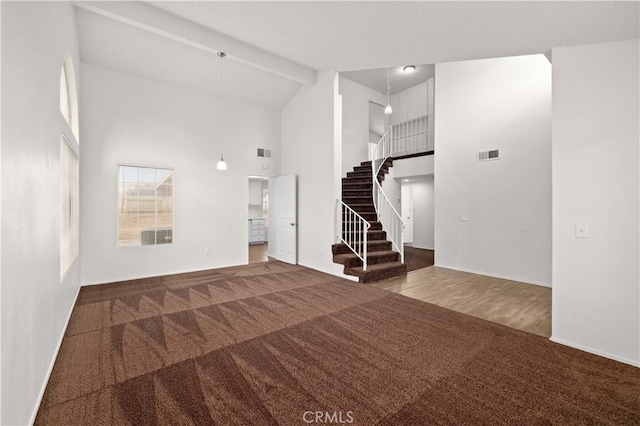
[257,148,271,158]
[477,149,500,162]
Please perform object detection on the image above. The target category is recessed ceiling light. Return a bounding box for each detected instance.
[404,179,410,182]
[403,65,416,74]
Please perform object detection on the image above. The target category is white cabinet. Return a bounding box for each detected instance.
[248,218,266,244]
[249,180,262,206]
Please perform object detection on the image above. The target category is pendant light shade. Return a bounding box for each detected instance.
[217,51,228,171]
[385,67,393,115]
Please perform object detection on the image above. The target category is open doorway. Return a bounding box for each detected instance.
[248,176,269,263]
[401,175,435,271]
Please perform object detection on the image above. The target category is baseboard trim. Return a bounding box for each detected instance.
[549,336,640,368]
[434,263,551,288]
[29,285,81,425]
[82,262,249,287]
[409,245,434,250]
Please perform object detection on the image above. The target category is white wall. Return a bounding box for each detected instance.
[410,177,435,249]
[393,155,435,178]
[339,77,386,176]
[381,168,402,214]
[80,64,281,285]
[1,3,81,424]
[434,54,552,286]
[280,71,344,276]
[551,39,640,366]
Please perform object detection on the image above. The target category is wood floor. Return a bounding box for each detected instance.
[249,243,269,263]
[373,266,552,337]
[251,243,551,337]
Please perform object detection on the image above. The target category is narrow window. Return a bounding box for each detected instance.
[60,52,79,141]
[118,166,174,247]
[60,66,70,125]
[60,52,79,279]
[60,135,78,278]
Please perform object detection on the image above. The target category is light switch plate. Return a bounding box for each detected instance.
[575,223,589,238]
[460,213,469,221]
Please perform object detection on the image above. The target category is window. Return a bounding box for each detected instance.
[60,135,78,278]
[60,52,79,141]
[118,166,174,247]
[60,67,70,124]
[60,52,79,279]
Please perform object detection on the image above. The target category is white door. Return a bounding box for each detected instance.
[276,175,297,264]
[401,183,414,243]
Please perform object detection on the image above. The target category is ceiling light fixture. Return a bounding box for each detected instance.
[403,65,416,74]
[216,51,228,171]
[384,67,393,115]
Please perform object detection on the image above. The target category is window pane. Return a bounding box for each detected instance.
[118,214,140,247]
[60,136,78,277]
[118,166,174,248]
[138,167,156,183]
[122,166,138,183]
[60,67,70,125]
[156,169,172,184]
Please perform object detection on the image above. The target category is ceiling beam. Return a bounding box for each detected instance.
[73,1,317,86]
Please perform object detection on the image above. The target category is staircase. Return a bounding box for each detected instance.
[332,159,407,283]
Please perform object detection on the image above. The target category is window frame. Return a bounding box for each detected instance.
[116,164,175,249]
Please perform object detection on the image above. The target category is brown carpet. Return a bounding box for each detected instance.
[403,245,435,272]
[36,261,640,425]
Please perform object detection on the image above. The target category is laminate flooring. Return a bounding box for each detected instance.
[372,266,551,337]
[249,243,269,263]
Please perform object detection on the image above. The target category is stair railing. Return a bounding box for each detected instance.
[335,199,371,271]
[371,127,405,263]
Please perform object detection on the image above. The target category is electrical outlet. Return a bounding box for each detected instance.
[204,248,211,256]
[460,213,469,221]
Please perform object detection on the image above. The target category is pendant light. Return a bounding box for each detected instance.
[384,67,393,115]
[216,51,228,171]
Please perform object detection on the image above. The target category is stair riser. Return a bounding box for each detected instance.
[346,171,372,179]
[331,242,392,255]
[343,197,373,205]
[358,264,407,283]
[341,222,382,231]
[342,183,372,190]
[342,177,372,184]
[337,252,399,268]
[340,231,387,241]
[343,206,375,214]
[353,166,372,173]
[343,213,377,221]
[342,188,373,198]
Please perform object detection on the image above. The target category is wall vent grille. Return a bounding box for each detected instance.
[257,148,271,158]
[477,149,500,161]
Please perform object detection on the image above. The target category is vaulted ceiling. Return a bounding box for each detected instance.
[75,1,639,108]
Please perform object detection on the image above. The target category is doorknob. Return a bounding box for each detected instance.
[290,223,295,226]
